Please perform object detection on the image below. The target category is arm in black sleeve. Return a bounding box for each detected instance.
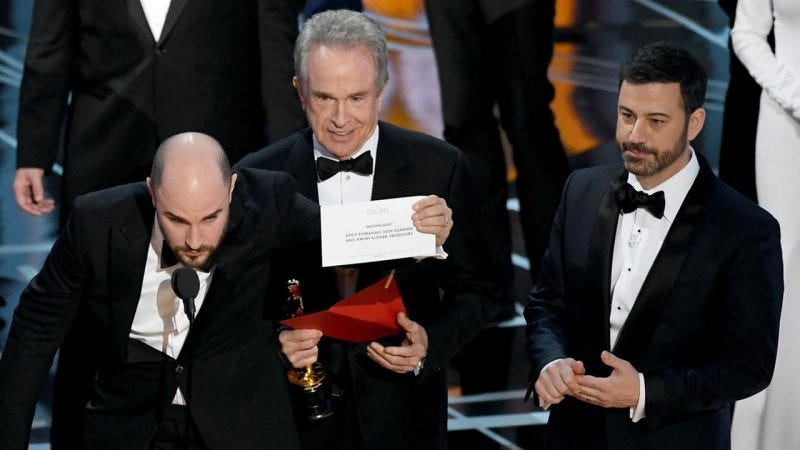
[643,213,783,427]
[17,0,77,170]
[0,198,88,448]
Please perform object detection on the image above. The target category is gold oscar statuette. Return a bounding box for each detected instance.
[284,279,334,421]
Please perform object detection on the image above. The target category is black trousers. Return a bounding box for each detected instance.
[150,405,208,450]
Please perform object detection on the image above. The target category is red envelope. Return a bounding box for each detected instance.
[280,274,406,343]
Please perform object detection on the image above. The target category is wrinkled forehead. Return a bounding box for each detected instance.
[618,81,685,113]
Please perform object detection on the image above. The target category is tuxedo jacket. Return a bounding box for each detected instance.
[0,169,319,449]
[16,0,305,215]
[235,122,500,449]
[524,155,783,449]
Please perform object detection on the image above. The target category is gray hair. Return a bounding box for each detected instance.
[295,10,389,91]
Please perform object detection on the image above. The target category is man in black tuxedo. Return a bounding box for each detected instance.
[525,43,783,449]
[13,0,305,222]
[424,0,570,395]
[236,10,499,450]
[0,133,322,449]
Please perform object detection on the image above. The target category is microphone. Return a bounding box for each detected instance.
[171,267,200,323]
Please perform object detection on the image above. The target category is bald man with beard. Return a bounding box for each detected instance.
[0,132,321,449]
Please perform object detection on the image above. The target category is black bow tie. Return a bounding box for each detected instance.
[315,152,373,181]
[614,182,665,219]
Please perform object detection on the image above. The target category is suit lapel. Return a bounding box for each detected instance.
[158,0,190,45]
[109,185,155,362]
[584,170,626,357]
[358,123,413,286]
[371,123,414,200]
[179,180,251,352]
[613,156,715,358]
[126,0,156,44]
[284,130,321,202]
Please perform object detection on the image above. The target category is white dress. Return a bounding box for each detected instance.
[731,0,800,449]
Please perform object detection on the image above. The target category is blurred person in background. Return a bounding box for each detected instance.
[730,0,800,448]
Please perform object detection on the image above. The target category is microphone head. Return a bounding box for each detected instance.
[171,267,200,300]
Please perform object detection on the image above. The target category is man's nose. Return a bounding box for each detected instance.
[627,119,647,143]
[331,101,349,127]
[185,226,203,250]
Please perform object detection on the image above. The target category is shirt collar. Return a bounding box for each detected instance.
[627,147,700,222]
[150,221,176,271]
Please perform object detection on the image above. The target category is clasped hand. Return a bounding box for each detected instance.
[534,351,640,410]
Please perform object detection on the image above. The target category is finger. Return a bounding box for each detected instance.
[414,207,450,224]
[540,364,570,396]
[289,337,322,351]
[571,360,586,376]
[411,200,448,222]
[412,224,445,236]
[29,173,46,204]
[576,385,606,405]
[535,377,564,404]
[37,198,56,213]
[575,374,608,393]
[279,329,322,344]
[411,195,439,212]
[374,343,421,370]
[600,351,622,368]
[412,213,446,228]
[12,179,31,204]
[367,343,410,373]
[295,329,324,340]
[286,347,319,368]
[13,182,38,215]
[14,195,54,216]
[18,202,42,216]
[396,312,418,334]
[398,315,429,352]
[541,367,570,399]
[556,362,584,395]
[382,346,424,365]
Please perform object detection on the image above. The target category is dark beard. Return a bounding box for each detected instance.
[159,216,229,271]
[620,126,688,177]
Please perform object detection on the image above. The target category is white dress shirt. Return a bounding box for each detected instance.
[610,148,699,421]
[314,127,378,297]
[129,221,213,404]
[140,0,172,41]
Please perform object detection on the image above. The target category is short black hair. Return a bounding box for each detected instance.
[619,42,707,115]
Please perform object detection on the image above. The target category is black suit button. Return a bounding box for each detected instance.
[175,365,184,374]
[155,46,166,56]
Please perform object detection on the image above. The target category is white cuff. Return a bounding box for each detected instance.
[414,246,448,261]
[540,359,562,375]
[536,359,564,410]
[630,372,646,422]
